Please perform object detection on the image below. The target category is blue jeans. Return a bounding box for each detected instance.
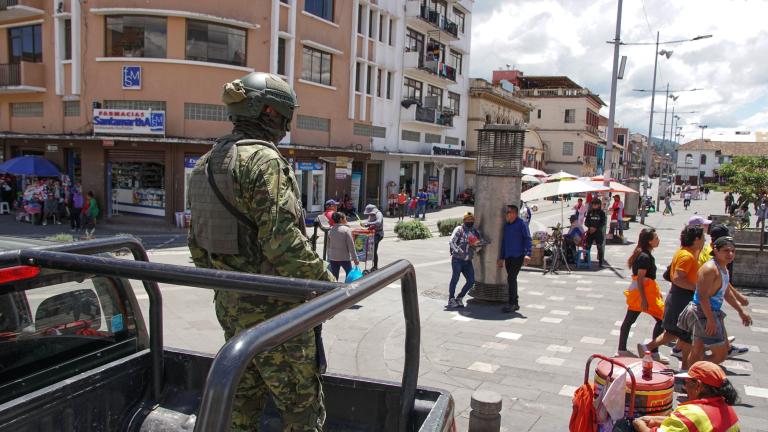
[329,260,352,281]
[448,257,475,299]
[417,203,427,219]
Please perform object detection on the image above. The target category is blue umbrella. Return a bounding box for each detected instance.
[0,155,61,177]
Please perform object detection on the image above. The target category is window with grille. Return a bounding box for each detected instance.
[445,136,459,146]
[297,115,330,131]
[11,102,43,117]
[386,71,393,99]
[63,101,80,117]
[427,85,443,110]
[103,100,166,111]
[449,50,462,75]
[184,103,227,121]
[564,109,576,123]
[354,123,386,138]
[562,142,574,156]
[401,130,420,142]
[301,46,332,86]
[405,28,424,55]
[425,133,441,144]
[403,78,422,101]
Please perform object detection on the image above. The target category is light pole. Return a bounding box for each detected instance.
[640,32,664,224]
[603,0,623,191]
[698,125,707,185]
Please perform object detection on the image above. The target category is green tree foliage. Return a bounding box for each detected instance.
[717,156,768,204]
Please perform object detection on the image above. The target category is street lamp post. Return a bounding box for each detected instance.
[698,125,708,186]
[640,32,663,224]
[603,0,623,191]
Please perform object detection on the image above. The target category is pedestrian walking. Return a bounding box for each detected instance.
[520,201,532,226]
[82,191,99,238]
[609,194,624,240]
[617,228,666,362]
[417,188,428,220]
[639,225,705,370]
[497,205,532,313]
[327,212,359,280]
[724,192,734,213]
[573,197,587,228]
[678,236,752,366]
[447,212,486,308]
[584,199,607,267]
[187,72,329,431]
[683,190,692,210]
[663,194,674,216]
[397,189,407,222]
[703,186,710,200]
[756,199,766,228]
[362,204,384,271]
[323,199,339,226]
[68,184,83,231]
[408,193,418,218]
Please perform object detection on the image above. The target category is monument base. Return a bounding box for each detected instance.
[469,282,508,303]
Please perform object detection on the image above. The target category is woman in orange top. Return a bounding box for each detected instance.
[397,189,408,222]
[639,225,705,369]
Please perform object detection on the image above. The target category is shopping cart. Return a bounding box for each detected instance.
[352,228,376,274]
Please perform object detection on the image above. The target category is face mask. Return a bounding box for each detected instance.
[465,222,474,228]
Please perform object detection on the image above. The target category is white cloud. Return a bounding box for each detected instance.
[470,0,768,142]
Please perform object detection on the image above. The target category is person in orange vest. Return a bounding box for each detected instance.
[397,188,408,222]
[631,361,740,431]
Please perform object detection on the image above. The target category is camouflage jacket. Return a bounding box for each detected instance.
[188,133,334,285]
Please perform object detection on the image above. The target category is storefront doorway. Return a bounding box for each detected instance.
[443,167,456,204]
[399,162,417,194]
[65,149,82,184]
[295,162,325,213]
[365,162,381,208]
[107,150,166,217]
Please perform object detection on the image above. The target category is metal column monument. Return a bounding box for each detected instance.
[469,124,526,302]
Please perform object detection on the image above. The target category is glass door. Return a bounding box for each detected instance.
[310,170,325,212]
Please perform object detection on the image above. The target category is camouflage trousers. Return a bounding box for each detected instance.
[215,290,325,432]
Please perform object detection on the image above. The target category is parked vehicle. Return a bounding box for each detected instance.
[0,236,454,432]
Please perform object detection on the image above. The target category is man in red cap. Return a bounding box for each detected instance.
[632,361,741,431]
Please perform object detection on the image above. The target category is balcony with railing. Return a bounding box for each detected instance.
[0,62,46,93]
[403,51,457,85]
[404,1,460,42]
[515,87,594,98]
[0,0,44,21]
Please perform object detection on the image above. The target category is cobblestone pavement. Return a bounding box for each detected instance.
[8,185,765,430]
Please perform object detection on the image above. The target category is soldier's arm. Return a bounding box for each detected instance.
[239,157,334,282]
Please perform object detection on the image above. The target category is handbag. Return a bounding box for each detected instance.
[345,266,364,283]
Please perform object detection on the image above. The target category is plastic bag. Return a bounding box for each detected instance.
[345,266,364,283]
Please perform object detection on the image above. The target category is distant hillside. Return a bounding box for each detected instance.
[650,137,677,155]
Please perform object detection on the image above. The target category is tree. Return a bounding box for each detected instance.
[717,156,768,205]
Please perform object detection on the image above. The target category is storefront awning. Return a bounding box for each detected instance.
[0,133,214,145]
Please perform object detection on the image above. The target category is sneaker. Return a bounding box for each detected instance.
[447,298,458,308]
[637,343,649,358]
[455,297,465,308]
[653,352,671,365]
[728,345,749,358]
[616,350,636,358]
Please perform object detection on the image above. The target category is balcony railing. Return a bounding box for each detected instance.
[403,104,454,128]
[421,60,456,82]
[0,63,21,86]
[586,125,599,136]
[419,6,459,37]
[516,88,594,97]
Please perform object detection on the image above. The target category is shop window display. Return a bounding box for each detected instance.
[111,162,165,216]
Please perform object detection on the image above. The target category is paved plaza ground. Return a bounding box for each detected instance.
[2,186,767,430]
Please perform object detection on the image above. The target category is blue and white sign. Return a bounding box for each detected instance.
[93,109,166,135]
[184,156,201,169]
[122,65,142,90]
[296,162,324,171]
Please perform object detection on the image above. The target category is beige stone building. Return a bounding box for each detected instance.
[491,70,605,176]
[465,77,536,188]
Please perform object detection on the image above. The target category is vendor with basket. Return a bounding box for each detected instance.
[361,204,384,271]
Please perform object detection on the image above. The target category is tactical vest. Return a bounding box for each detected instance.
[188,138,243,255]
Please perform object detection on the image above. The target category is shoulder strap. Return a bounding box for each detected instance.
[205,157,259,232]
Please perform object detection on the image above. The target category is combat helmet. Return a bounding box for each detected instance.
[222,72,298,130]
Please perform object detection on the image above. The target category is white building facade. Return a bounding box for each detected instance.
[353,0,472,211]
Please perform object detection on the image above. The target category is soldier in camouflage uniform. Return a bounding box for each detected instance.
[187,72,333,431]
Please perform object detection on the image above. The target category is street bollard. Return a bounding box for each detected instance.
[468,390,502,432]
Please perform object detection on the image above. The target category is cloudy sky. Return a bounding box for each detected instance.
[470,0,768,144]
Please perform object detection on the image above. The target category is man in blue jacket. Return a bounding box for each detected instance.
[497,205,532,313]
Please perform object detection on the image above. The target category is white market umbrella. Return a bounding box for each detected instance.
[522,179,609,225]
[522,174,542,184]
[522,167,547,177]
[547,170,579,181]
[587,180,638,194]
